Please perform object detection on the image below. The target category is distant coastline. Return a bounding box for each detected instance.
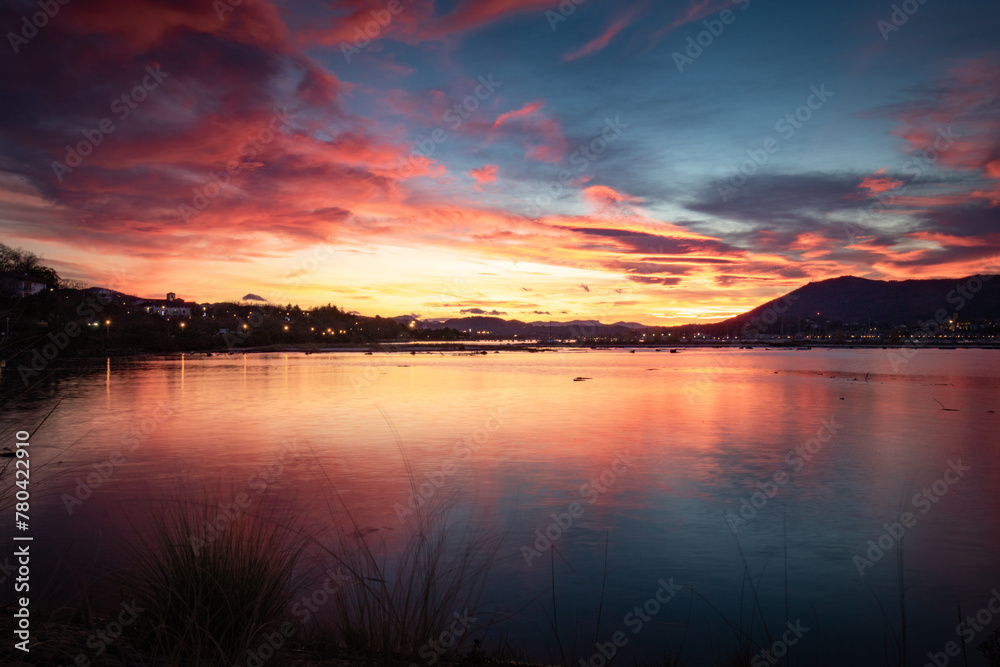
[10,338,1000,365]
[4,271,999,392]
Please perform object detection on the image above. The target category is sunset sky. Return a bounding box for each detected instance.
[1,0,998,324]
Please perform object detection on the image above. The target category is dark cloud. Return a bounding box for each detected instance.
[687,173,864,236]
[460,308,508,315]
[685,171,997,256]
[564,226,737,257]
[916,203,1000,241]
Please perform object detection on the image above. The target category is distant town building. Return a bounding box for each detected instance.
[141,293,192,318]
[84,286,126,302]
[0,273,47,297]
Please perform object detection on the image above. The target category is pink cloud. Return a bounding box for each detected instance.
[649,0,737,45]
[493,101,545,129]
[301,0,553,49]
[562,6,642,61]
[63,0,290,52]
[890,56,1000,178]
[469,164,498,185]
[429,0,555,37]
[490,101,566,164]
[378,52,416,76]
[971,182,1000,207]
[858,169,904,196]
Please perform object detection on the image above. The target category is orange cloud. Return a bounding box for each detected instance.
[582,185,640,206]
[788,232,833,258]
[907,231,998,247]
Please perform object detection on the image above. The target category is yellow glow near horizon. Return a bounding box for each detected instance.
[1,236,787,325]
[18,231,989,327]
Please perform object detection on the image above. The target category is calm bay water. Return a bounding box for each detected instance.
[3,348,999,665]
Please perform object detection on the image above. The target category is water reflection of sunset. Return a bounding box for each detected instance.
[5,349,998,663]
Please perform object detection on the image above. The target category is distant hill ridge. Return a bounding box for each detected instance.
[410,274,1000,332]
[720,274,1000,328]
[80,274,1000,332]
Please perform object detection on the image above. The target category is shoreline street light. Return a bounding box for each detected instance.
[105,319,111,339]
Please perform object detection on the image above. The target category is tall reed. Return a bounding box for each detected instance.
[305,448,506,666]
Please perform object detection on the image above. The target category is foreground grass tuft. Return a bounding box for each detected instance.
[122,494,306,665]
